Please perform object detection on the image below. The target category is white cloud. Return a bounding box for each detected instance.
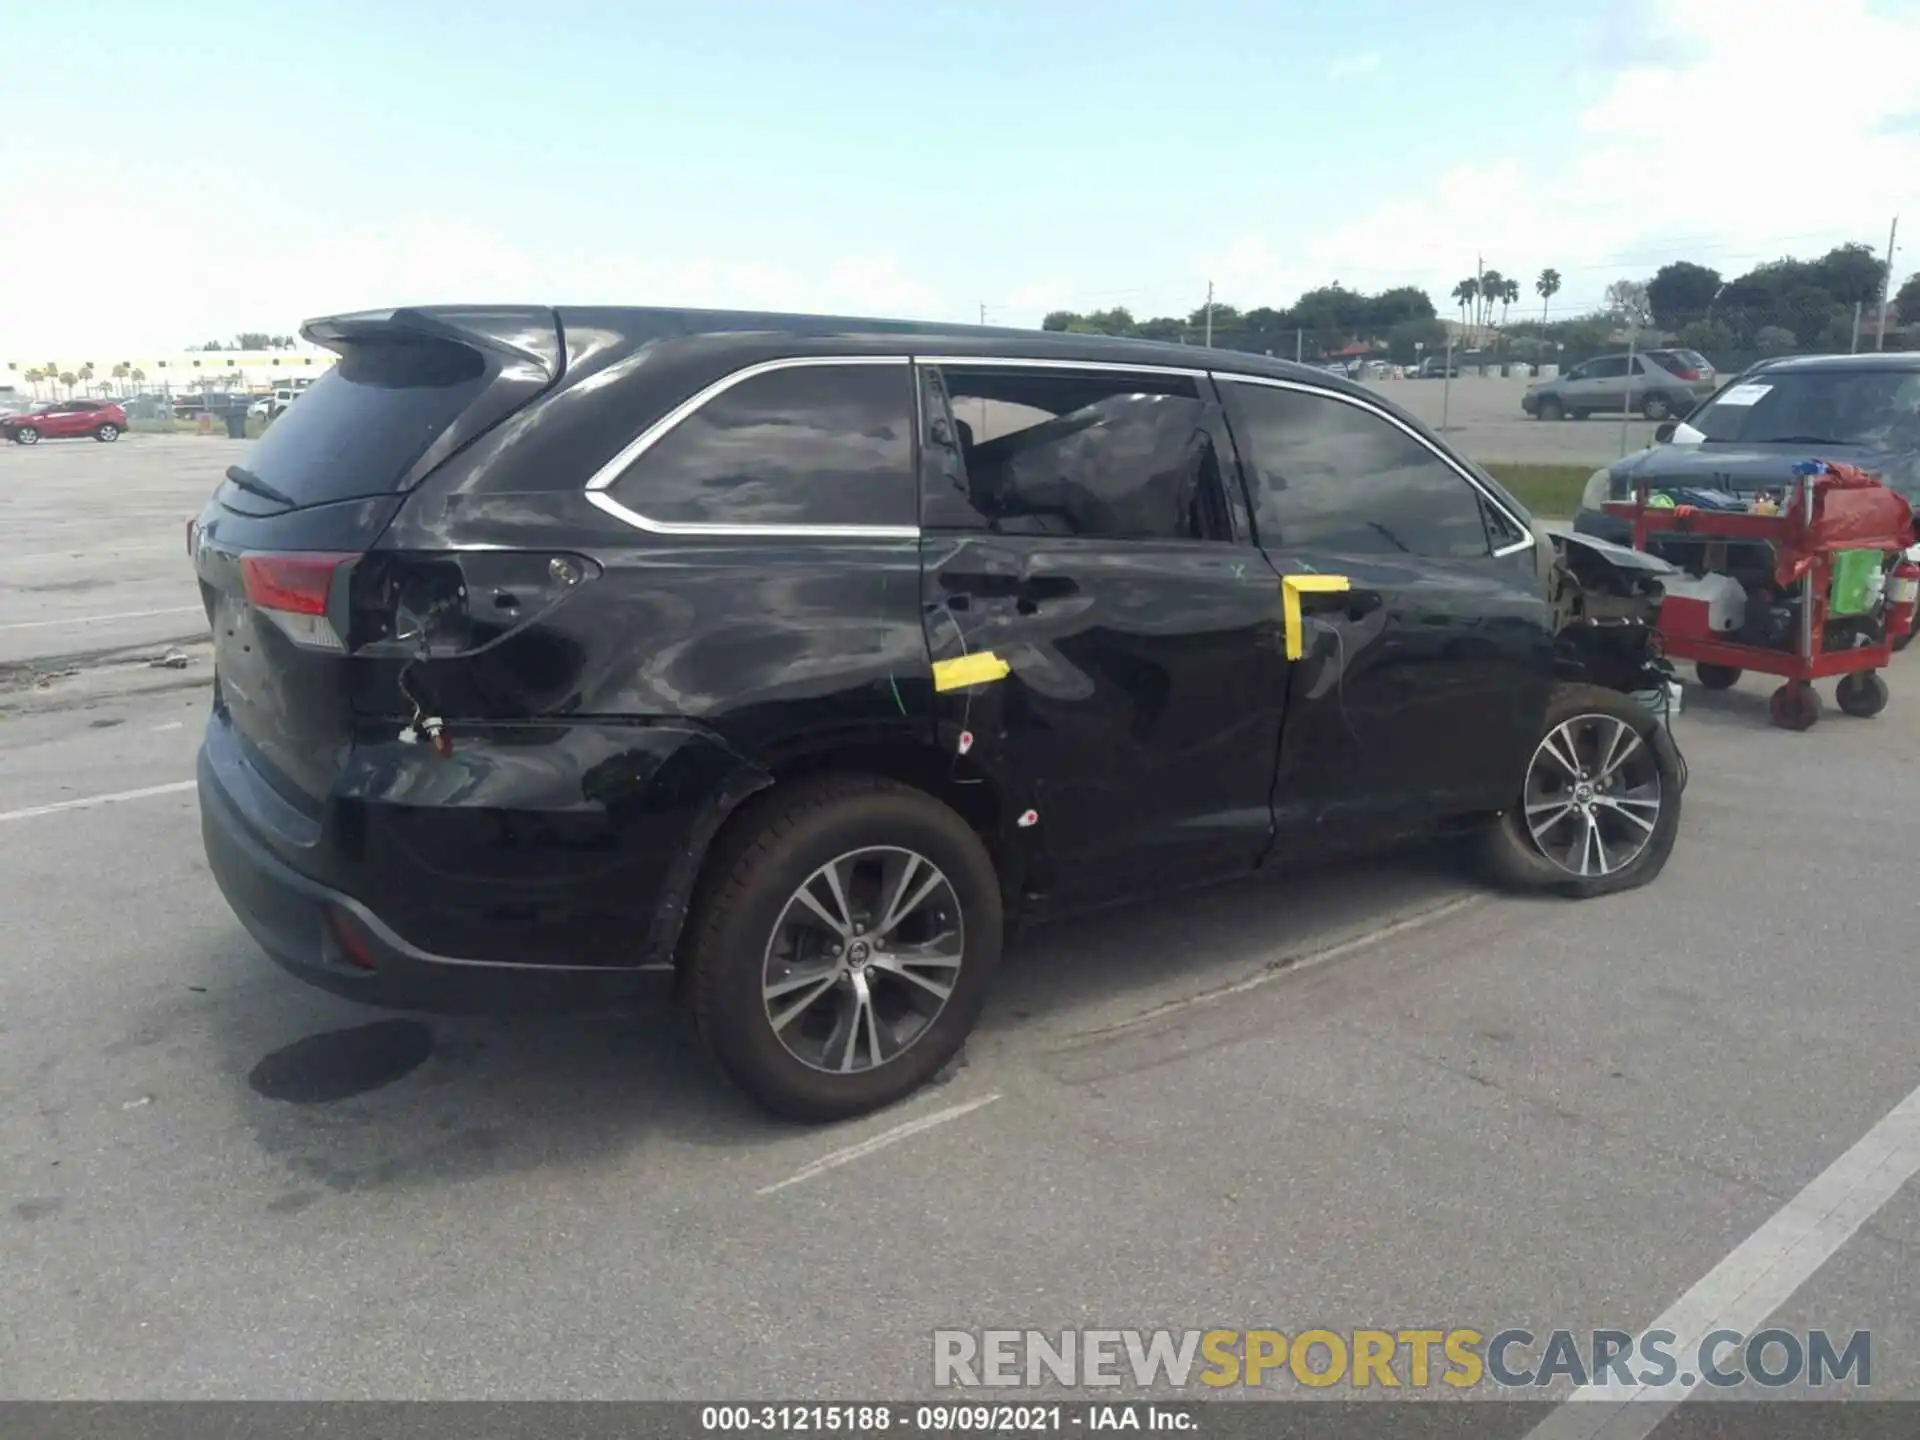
[1326,51,1382,80]
[1206,0,1920,318]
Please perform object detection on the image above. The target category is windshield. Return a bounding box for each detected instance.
[1688,369,1920,448]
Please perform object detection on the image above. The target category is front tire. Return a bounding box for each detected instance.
[1536,397,1564,422]
[1478,683,1682,899]
[94,423,120,442]
[687,775,1003,1123]
[1641,392,1673,421]
[13,425,39,445]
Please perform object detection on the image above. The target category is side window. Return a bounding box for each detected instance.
[1221,381,1495,559]
[1588,357,1631,380]
[603,361,915,528]
[1563,363,1589,382]
[921,365,1234,542]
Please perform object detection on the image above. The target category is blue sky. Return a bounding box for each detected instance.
[3,0,1918,352]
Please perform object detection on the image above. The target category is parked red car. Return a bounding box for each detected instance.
[3,399,128,445]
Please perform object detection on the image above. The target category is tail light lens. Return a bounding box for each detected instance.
[1676,367,1700,381]
[241,551,357,651]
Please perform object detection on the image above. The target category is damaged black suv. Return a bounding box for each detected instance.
[194,306,1684,1121]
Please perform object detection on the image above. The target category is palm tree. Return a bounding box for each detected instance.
[111,362,130,395]
[58,371,78,397]
[24,366,45,399]
[1479,270,1505,329]
[1451,277,1479,327]
[1496,277,1519,327]
[77,363,96,395]
[130,367,146,386]
[1535,268,1562,324]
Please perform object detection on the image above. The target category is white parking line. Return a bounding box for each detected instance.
[151,721,185,732]
[0,606,203,632]
[758,1093,1004,1196]
[0,780,195,824]
[1524,1080,1920,1439]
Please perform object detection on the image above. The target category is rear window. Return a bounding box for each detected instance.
[1650,351,1708,378]
[238,339,488,506]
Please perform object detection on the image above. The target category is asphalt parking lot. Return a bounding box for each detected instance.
[4,428,1919,1417]
[1370,375,1665,466]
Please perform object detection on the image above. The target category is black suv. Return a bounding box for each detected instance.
[194,306,1684,1121]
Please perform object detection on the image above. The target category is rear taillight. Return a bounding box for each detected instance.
[1676,367,1700,381]
[241,551,357,651]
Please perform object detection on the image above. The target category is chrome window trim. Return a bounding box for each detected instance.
[1213,372,1537,558]
[916,354,1208,379]
[583,354,920,539]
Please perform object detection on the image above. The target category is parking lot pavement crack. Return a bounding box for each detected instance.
[1326,1014,1803,1207]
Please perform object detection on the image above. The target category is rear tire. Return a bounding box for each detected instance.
[1836,671,1889,719]
[1695,662,1741,691]
[1478,683,1682,899]
[93,423,120,442]
[687,774,1003,1123]
[13,425,39,445]
[1536,397,1564,422]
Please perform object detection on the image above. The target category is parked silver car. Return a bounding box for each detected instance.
[1522,349,1717,421]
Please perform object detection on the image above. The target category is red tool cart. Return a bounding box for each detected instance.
[1603,460,1919,731]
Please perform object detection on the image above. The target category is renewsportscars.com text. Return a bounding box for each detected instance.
[933,1328,1871,1391]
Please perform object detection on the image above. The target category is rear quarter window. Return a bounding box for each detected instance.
[602,361,916,529]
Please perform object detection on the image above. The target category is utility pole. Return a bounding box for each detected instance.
[979,303,987,325]
[1204,281,1214,349]
[1851,302,1863,354]
[1441,330,1455,433]
[1295,328,1303,364]
[1876,215,1899,351]
[1620,322,1638,458]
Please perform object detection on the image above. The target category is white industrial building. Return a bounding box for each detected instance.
[0,348,338,399]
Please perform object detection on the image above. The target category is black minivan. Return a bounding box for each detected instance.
[193,306,1684,1121]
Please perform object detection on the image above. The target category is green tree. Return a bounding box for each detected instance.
[1677,318,1736,358]
[234,332,273,351]
[1535,268,1562,324]
[77,363,95,393]
[1133,316,1186,342]
[58,371,78,395]
[1756,325,1798,355]
[23,366,45,398]
[1811,243,1886,308]
[1896,272,1920,324]
[1386,317,1448,365]
[111,362,130,393]
[1362,286,1436,332]
[1040,311,1076,331]
[130,367,146,387]
[1646,261,1722,330]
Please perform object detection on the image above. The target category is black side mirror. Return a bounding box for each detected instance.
[1654,421,1677,444]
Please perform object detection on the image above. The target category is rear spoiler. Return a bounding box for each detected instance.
[301,306,564,383]
[298,306,566,493]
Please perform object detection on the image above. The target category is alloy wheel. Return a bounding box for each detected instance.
[761,846,964,1074]
[1522,713,1663,878]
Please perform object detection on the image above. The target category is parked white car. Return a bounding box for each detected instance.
[248,387,301,420]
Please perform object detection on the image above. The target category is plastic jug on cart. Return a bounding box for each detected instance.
[1658,572,1747,636]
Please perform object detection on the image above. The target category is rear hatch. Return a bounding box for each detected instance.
[193,306,564,806]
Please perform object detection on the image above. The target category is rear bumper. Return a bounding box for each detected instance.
[198,732,689,1014]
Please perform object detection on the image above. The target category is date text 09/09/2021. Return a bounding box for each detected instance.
[701,1405,1185,1432]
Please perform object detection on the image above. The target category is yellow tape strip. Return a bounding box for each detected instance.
[932,651,1011,692]
[1280,575,1351,660]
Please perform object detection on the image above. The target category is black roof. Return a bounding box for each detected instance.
[1740,351,1920,372]
[548,303,1375,395]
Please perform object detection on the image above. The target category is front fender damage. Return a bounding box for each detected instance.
[1546,531,1678,693]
